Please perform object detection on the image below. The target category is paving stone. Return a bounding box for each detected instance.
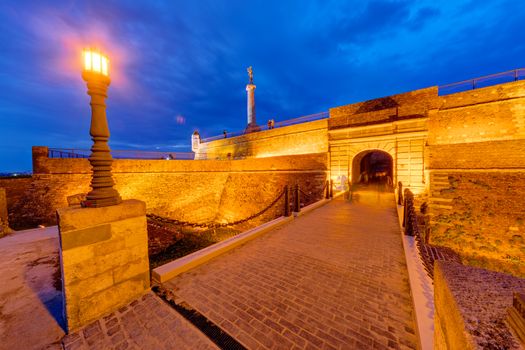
[61,291,218,350]
[164,193,418,349]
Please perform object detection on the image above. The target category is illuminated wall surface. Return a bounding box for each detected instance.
[4,149,327,231]
[197,80,525,276]
[2,79,524,276]
[426,81,525,277]
[195,118,328,160]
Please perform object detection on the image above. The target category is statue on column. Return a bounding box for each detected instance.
[247,66,254,84]
[245,66,260,133]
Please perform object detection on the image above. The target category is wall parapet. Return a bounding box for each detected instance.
[439,79,525,110]
[32,146,328,175]
[329,86,439,118]
[196,119,328,160]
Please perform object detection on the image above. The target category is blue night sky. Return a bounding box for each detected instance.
[1,0,524,172]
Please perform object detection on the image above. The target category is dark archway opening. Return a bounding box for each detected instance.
[355,151,393,186]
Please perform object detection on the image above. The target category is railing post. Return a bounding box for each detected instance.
[402,197,407,228]
[515,69,519,81]
[325,180,330,199]
[284,185,291,217]
[329,180,334,198]
[397,181,403,205]
[406,210,414,236]
[294,184,300,213]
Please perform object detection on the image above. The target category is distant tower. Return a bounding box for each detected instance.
[245,66,260,133]
[191,130,200,152]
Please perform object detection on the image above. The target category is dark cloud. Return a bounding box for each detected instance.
[0,0,524,172]
[407,7,441,31]
[332,0,412,44]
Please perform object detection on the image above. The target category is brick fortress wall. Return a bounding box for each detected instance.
[328,87,440,193]
[427,80,525,277]
[9,148,328,230]
[5,78,525,277]
[0,177,32,219]
[195,118,328,160]
[196,81,525,277]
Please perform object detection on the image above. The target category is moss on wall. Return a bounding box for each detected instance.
[429,172,525,277]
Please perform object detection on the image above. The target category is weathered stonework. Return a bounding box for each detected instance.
[0,176,32,229]
[196,118,328,160]
[6,78,525,279]
[434,261,524,349]
[57,199,150,332]
[10,150,327,230]
[0,188,10,236]
[428,171,525,277]
[427,80,525,277]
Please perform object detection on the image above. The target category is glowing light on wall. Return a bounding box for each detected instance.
[82,49,109,76]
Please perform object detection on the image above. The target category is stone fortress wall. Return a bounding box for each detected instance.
[5,147,328,230]
[195,118,328,160]
[327,86,439,194]
[2,78,525,276]
[197,80,525,277]
[426,81,525,276]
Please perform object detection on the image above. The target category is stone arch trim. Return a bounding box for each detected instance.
[347,142,396,183]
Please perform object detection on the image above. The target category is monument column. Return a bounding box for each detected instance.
[245,66,260,133]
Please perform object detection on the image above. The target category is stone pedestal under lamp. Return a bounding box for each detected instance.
[245,66,261,133]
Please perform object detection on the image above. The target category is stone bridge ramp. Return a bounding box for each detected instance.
[163,192,417,349]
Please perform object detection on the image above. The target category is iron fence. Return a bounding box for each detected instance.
[48,148,195,160]
[438,68,525,96]
[148,180,330,229]
[402,187,419,237]
[200,111,329,143]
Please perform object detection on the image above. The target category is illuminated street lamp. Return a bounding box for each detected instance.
[81,49,121,207]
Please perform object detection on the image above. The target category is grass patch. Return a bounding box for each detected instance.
[148,226,241,269]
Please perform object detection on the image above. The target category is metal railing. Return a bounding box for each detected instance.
[148,186,288,228]
[48,148,195,160]
[402,187,419,237]
[438,68,525,96]
[148,181,331,228]
[201,111,329,143]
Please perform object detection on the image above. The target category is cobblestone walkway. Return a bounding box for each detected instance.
[164,192,418,349]
[61,292,218,350]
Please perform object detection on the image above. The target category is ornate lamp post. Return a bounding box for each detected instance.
[81,49,122,207]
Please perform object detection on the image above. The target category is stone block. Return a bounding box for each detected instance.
[60,224,111,250]
[57,199,150,333]
[66,271,115,299]
[0,188,8,223]
[0,188,9,236]
[57,200,146,231]
[61,244,95,266]
[113,257,149,284]
[72,274,148,331]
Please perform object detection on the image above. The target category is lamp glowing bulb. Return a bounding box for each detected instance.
[83,49,109,76]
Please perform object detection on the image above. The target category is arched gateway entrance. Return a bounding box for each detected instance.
[351,150,393,187]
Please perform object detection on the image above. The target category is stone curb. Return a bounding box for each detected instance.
[395,194,434,350]
[1,225,58,245]
[152,193,344,283]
